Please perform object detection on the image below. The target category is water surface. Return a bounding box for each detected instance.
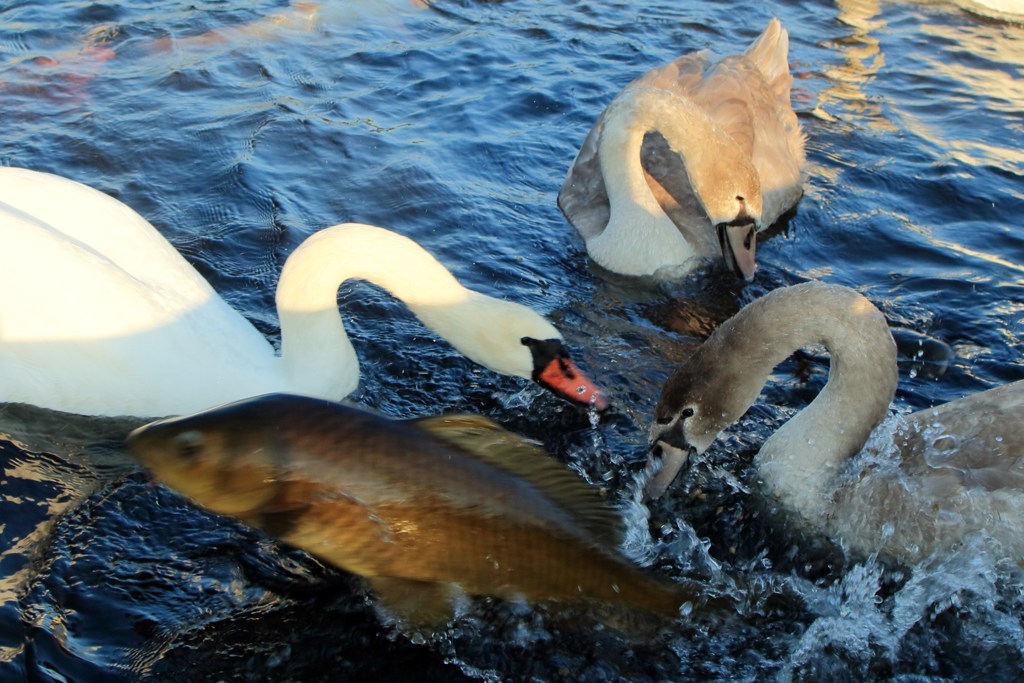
[1,0,1022,680]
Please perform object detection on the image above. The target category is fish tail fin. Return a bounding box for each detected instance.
[661,574,806,622]
[614,572,741,622]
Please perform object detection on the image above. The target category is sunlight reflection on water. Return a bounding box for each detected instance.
[0,0,1022,680]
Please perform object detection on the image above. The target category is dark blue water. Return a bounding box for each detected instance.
[2,0,1023,680]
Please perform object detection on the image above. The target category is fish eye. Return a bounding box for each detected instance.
[681,407,695,419]
[173,430,205,461]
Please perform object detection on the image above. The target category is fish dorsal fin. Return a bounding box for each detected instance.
[411,414,625,547]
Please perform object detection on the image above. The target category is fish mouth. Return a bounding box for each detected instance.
[716,219,757,282]
[643,439,695,500]
[125,422,162,464]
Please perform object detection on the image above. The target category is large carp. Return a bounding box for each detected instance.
[127,393,726,626]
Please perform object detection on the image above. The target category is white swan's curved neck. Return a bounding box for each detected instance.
[742,286,898,518]
[589,88,705,275]
[274,224,471,397]
[274,224,557,398]
[592,87,758,276]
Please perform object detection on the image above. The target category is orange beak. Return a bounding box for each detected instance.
[536,357,609,411]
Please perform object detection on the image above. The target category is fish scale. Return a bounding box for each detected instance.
[126,393,726,626]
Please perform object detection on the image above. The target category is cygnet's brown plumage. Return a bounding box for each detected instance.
[559,18,805,280]
[648,282,1024,565]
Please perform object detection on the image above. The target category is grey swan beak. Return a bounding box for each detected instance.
[644,437,694,501]
[717,219,758,283]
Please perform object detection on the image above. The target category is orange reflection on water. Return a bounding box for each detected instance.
[816,0,898,132]
[910,17,1024,174]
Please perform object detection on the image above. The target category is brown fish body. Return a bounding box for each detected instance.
[126,394,705,622]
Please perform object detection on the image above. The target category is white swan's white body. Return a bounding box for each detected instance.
[0,168,604,418]
[559,18,805,279]
[649,282,1024,564]
[965,0,1024,19]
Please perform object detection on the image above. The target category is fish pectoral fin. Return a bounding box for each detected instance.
[368,576,461,631]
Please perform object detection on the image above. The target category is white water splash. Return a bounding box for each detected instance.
[779,536,1024,680]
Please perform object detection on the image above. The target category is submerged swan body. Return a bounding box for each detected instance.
[559,18,805,280]
[0,168,605,418]
[648,282,1024,564]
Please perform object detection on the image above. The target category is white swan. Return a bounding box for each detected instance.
[647,282,1024,564]
[0,167,606,418]
[558,18,805,280]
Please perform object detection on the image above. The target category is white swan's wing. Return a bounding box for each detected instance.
[0,205,204,341]
[0,185,276,417]
[901,380,1024,492]
[0,167,210,295]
